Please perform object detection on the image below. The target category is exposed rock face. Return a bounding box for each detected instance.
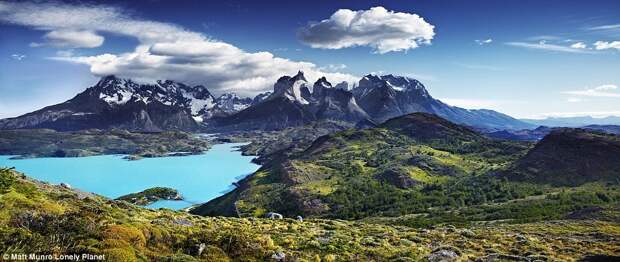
[504,128,620,186]
[213,71,370,131]
[214,93,253,114]
[2,72,532,132]
[272,71,313,105]
[353,74,532,130]
[0,76,211,131]
[252,91,272,104]
[215,72,531,131]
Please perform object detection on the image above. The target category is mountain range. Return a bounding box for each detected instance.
[0,76,255,132]
[521,116,620,127]
[0,72,535,132]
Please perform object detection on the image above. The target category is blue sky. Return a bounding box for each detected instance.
[1,0,619,119]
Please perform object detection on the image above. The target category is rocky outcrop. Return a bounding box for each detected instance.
[213,72,370,131]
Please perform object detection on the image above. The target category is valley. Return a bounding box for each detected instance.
[2,1,619,260]
[1,74,619,260]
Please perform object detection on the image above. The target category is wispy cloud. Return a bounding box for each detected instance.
[0,1,358,97]
[569,42,587,49]
[319,64,348,72]
[562,84,620,98]
[526,35,562,41]
[31,30,104,48]
[10,54,26,61]
[475,38,492,45]
[594,41,620,50]
[505,41,597,54]
[587,24,620,31]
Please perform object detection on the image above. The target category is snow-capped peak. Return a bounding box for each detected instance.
[92,75,216,120]
[273,72,312,105]
[215,92,252,113]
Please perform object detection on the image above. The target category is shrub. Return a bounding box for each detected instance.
[103,225,147,249]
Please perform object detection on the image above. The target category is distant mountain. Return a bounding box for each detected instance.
[212,71,370,130]
[214,73,532,131]
[214,93,253,114]
[352,74,533,130]
[502,128,620,186]
[485,126,555,141]
[1,72,533,132]
[252,91,272,104]
[202,93,254,119]
[583,125,620,135]
[0,76,267,131]
[0,76,212,131]
[521,116,620,127]
[484,124,620,141]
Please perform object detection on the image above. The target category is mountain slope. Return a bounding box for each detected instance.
[193,113,533,219]
[503,128,620,186]
[353,74,533,130]
[212,72,370,131]
[1,168,617,261]
[0,76,215,131]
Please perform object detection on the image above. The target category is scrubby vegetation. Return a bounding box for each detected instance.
[0,129,210,159]
[0,168,618,261]
[195,114,620,230]
[116,187,183,206]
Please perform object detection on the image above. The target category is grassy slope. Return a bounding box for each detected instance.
[194,115,620,230]
[194,125,533,218]
[1,168,618,261]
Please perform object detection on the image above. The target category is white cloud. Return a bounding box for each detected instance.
[320,64,347,72]
[10,54,26,61]
[593,41,620,50]
[34,30,104,48]
[562,84,620,98]
[569,42,587,49]
[506,41,596,54]
[55,50,75,57]
[588,24,620,31]
[297,6,435,54]
[0,1,358,97]
[594,84,618,91]
[475,39,492,45]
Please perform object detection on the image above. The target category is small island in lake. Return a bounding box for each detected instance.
[116,187,183,206]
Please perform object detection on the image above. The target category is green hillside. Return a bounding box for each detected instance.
[192,113,620,224]
[1,168,618,261]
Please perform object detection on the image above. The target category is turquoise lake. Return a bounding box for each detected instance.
[0,143,260,210]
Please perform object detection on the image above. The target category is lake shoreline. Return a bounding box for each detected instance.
[0,142,260,210]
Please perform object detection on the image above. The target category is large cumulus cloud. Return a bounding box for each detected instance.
[0,1,358,97]
[298,6,435,54]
